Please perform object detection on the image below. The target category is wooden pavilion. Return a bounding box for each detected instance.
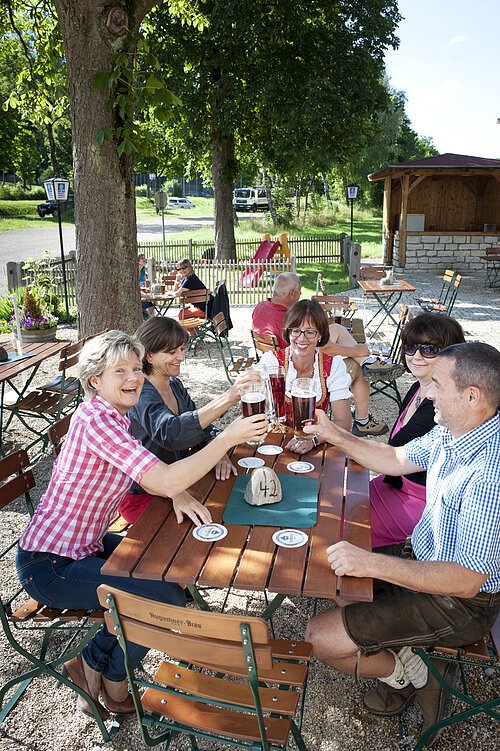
[368,153,500,272]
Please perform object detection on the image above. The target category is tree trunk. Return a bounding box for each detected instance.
[53,0,158,336]
[210,90,236,261]
[323,173,332,208]
[46,122,59,175]
[263,169,278,227]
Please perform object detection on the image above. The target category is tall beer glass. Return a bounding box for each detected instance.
[240,382,266,445]
[291,378,316,437]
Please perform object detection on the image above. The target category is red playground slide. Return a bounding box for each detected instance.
[239,240,281,288]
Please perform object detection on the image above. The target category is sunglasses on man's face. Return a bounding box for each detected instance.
[403,342,440,359]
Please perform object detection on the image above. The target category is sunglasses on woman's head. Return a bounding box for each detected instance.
[403,342,440,359]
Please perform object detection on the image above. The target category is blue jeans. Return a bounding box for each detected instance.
[16,534,186,681]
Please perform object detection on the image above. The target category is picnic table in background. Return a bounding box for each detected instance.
[0,340,69,455]
[358,277,416,335]
[101,430,372,619]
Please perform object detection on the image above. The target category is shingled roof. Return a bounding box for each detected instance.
[369,152,500,180]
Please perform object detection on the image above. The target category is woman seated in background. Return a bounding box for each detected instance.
[371,313,465,548]
[15,331,266,719]
[260,299,352,454]
[118,317,262,524]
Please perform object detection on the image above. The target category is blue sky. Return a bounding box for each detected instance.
[384,0,500,158]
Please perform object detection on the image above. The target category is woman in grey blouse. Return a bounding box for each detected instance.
[118,316,260,524]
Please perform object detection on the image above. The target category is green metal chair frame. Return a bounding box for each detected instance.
[363,304,409,407]
[0,449,111,741]
[404,617,499,751]
[212,312,254,384]
[97,584,311,751]
[415,269,455,310]
[419,274,462,316]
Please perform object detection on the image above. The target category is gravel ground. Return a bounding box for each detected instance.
[0,270,499,751]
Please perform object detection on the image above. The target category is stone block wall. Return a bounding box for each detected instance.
[386,233,500,273]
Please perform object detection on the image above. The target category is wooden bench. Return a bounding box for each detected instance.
[480,246,500,287]
[410,612,500,750]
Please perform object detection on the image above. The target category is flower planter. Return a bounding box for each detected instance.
[21,327,58,343]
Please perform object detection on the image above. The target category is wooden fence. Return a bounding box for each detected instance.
[175,258,296,305]
[6,255,78,309]
[138,234,341,264]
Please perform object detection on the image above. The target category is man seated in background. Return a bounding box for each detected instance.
[252,272,387,436]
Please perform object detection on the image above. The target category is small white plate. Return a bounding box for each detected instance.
[238,456,265,469]
[286,461,315,473]
[257,444,283,455]
[272,529,308,548]
[192,523,228,542]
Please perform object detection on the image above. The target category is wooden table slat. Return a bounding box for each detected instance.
[302,447,345,599]
[339,459,373,602]
[100,497,172,578]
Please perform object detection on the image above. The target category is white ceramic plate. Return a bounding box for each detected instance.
[238,456,265,469]
[286,461,315,473]
[272,529,308,548]
[257,444,283,455]
[192,524,228,542]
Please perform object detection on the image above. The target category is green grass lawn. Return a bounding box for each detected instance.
[0,195,382,257]
[297,262,351,297]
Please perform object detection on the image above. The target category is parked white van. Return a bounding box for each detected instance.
[233,187,269,212]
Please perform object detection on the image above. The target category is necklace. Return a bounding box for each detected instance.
[415,383,430,409]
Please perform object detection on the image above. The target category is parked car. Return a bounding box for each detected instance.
[233,187,269,212]
[167,197,195,209]
[37,191,75,218]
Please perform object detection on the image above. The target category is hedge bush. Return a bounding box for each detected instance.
[0,184,45,200]
[0,200,40,218]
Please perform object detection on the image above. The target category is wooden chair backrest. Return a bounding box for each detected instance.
[97,585,273,671]
[57,338,85,373]
[484,246,500,258]
[251,330,279,356]
[442,269,455,283]
[312,294,351,314]
[211,311,228,336]
[179,288,210,306]
[0,449,34,512]
[48,414,72,457]
[360,265,389,280]
[390,304,409,361]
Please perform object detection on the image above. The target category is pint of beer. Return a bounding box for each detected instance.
[240,383,266,445]
[291,378,316,437]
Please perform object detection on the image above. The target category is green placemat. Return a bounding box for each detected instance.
[0,351,34,365]
[223,474,318,528]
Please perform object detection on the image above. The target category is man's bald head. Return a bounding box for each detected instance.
[272,273,301,307]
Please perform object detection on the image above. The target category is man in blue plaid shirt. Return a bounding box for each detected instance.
[303,341,499,746]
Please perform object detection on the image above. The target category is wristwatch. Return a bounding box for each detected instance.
[311,433,320,448]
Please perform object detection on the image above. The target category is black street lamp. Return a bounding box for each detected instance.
[346,184,359,240]
[43,177,70,322]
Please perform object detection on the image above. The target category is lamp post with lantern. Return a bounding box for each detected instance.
[43,177,71,322]
[346,184,359,240]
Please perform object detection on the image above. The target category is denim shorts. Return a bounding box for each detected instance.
[343,543,500,655]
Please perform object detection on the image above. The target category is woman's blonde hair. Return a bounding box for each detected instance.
[76,330,144,398]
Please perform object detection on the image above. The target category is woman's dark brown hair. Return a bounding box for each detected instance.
[400,313,465,370]
[135,318,189,374]
[282,300,330,348]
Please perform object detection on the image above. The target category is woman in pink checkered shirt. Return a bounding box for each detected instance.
[16,330,267,720]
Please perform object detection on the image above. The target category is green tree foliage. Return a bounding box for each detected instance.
[138,0,402,254]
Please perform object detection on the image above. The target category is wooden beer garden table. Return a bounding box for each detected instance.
[101,430,372,617]
[0,339,69,455]
[358,278,416,335]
